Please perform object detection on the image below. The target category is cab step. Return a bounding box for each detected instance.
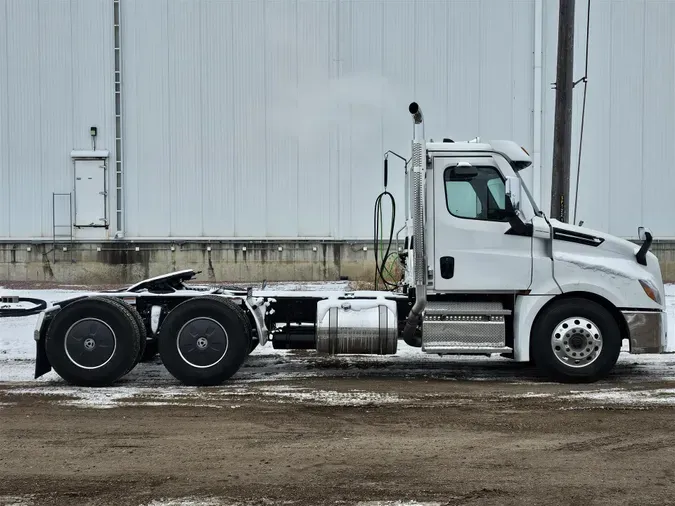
[422,301,512,354]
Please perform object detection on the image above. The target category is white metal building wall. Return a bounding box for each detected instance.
[0,0,116,240]
[120,0,535,239]
[546,0,675,239]
[0,0,673,241]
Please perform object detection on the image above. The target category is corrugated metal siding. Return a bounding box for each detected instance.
[121,0,536,239]
[38,0,74,238]
[122,0,171,238]
[5,0,43,238]
[200,0,237,237]
[542,0,675,238]
[0,0,114,239]
[0,1,9,238]
[641,0,675,238]
[3,0,675,241]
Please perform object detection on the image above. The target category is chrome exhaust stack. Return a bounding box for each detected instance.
[402,102,427,346]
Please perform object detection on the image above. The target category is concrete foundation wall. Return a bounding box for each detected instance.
[2,240,675,285]
[0,241,390,285]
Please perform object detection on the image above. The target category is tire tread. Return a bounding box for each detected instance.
[45,296,141,386]
[531,297,621,383]
[158,295,251,386]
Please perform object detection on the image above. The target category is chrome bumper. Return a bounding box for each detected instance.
[623,310,667,354]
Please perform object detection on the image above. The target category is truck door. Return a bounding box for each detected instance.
[432,156,532,292]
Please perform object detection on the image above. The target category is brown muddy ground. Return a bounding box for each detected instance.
[2,370,675,506]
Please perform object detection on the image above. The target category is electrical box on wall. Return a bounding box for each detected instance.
[70,150,110,231]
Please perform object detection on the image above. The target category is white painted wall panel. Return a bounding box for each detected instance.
[122,0,171,238]
[231,0,267,238]
[0,0,113,240]
[6,0,42,238]
[38,0,75,238]
[201,0,237,237]
[119,0,538,240]
[294,0,333,237]
[641,0,675,238]
[167,0,202,237]
[380,0,415,233]
[542,0,675,239]
[565,0,612,230]
[607,1,644,238]
[346,0,389,239]
[265,0,299,237]
[3,0,675,241]
[0,1,9,238]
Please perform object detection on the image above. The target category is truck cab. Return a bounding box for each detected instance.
[403,102,667,382]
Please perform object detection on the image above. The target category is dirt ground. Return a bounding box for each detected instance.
[2,351,675,506]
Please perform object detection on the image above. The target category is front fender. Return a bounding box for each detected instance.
[513,281,631,363]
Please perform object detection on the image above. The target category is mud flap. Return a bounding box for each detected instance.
[33,307,59,379]
[34,337,52,379]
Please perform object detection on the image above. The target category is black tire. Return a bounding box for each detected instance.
[157,296,251,386]
[140,339,159,362]
[531,297,622,383]
[103,297,148,367]
[240,307,256,354]
[44,296,141,387]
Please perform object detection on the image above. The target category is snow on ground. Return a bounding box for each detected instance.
[2,283,675,409]
[561,388,675,406]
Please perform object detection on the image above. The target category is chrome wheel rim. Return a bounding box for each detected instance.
[64,318,117,370]
[551,316,603,368]
[177,317,229,368]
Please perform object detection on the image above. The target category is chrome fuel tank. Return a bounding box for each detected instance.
[315,296,398,355]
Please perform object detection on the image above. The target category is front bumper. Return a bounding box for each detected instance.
[623,310,667,354]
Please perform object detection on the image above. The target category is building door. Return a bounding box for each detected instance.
[71,151,109,239]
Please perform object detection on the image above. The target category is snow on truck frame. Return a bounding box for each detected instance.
[20,102,667,386]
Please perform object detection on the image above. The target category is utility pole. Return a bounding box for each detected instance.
[550,0,575,223]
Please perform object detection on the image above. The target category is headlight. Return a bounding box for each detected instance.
[639,279,662,305]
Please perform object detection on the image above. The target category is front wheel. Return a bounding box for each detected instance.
[531,297,622,383]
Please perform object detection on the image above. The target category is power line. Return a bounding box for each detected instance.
[573,0,592,225]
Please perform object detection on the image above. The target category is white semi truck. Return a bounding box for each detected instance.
[24,102,667,386]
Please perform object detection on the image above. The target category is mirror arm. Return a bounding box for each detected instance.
[636,231,653,266]
[505,214,533,237]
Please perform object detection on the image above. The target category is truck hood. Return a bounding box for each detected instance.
[549,219,642,258]
[548,219,664,306]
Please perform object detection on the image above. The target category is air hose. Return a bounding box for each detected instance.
[374,152,408,291]
[373,189,398,290]
[0,297,48,317]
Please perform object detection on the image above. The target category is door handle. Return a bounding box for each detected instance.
[440,256,454,279]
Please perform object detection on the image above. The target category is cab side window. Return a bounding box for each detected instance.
[444,166,511,222]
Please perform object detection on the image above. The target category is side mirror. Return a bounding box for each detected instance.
[505,176,522,215]
[638,226,652,241]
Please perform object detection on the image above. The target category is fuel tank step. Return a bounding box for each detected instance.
[422,301,511,354]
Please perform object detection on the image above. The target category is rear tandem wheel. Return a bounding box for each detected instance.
[99,296,148,368]
[157,295,251,386]
[44,296,142,386]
